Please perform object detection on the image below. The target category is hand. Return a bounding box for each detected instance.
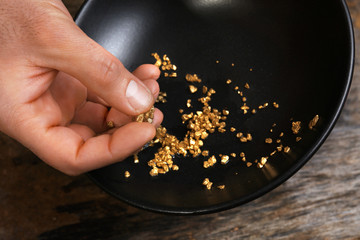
[0,0,163,175]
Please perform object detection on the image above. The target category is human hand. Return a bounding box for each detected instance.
[0,0,163,175]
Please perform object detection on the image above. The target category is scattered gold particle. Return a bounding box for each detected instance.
[257,157,268,168]
[265,138,273,144]
[172,165,179,171]
[222,110,229,115]
[252,109,257,114]
[234,86,239,90]
[107,121,114,128]
[309,115,319,130]
[249,68,253,71]
[240,152,245,158]
[189,85,198,93]
[230,153,236,157]
[241,104,250,114]
[203,178,213,190]
[284,146,291,153]
[179,109,184,114]
[276,139,281,143]
[217,185,226,189]
[202,86,208,94]
[124,171,131,178]
[203,178,209,185]
[258,103,269,109]
[216,60,220,63]
[244,83,250,89]
[246,162,252,167]
[135,106,155,123]
[152,53,162,67]
[296,137,302,142]
[156,91,167,103]
[230,127,236,132]
[221,155,230,165]
[186,99,192,108]
[242,97,247,102]
[277,145,283,152]
[239,137,248,142]
[237,91,243,96]
[273,102,279,108]
[226,79,232,84]
[208,88,216,95]
[204,155,217,168]
[202,150,209,157]
[292,121,301,134]
[149,168,158,177]
[279,132,284,137]
[134,154,139,164]
[169,72,177,77]
[270,150,277,156]
[185,73,202,83]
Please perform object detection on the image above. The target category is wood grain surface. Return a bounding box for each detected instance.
[1,0,360,239]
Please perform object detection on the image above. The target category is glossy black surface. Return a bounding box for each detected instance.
[76,0,354,214]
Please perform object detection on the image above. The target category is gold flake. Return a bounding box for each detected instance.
[292,121,301,134]
[107,121,114,128]
[221,155,229,165]
[134,154,139,164]
[309,115,319,130]
[185,73,202,83]
[189,85,198,93]
[284,146,291,153]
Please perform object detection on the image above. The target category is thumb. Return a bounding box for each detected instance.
[34,1,154,116]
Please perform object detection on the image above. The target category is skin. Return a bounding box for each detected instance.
[0,0,163,175]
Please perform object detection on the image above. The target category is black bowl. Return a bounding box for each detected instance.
[76,0,354,214]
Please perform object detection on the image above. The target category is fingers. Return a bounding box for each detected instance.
[72,66,161,133]
[104,66,161,128]
[32,122,156,175]
[132,64,161,81]
[107,107,163,128]
[33,1,159,116]
[72,101,108,133]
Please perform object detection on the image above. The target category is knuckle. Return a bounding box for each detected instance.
[63,164,82,176]
[63,158,84,176]
[97,56,123,88]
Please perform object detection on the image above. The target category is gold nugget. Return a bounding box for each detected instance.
[309,115,319,130]
[135,106,155,124]
[221,155,229,165]
[186,73,202,83]
[189,85,198,93]
[292,121,301,134]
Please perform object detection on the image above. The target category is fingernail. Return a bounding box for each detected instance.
[126,80,153,112]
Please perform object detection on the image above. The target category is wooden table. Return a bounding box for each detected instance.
[1,0,360,239]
